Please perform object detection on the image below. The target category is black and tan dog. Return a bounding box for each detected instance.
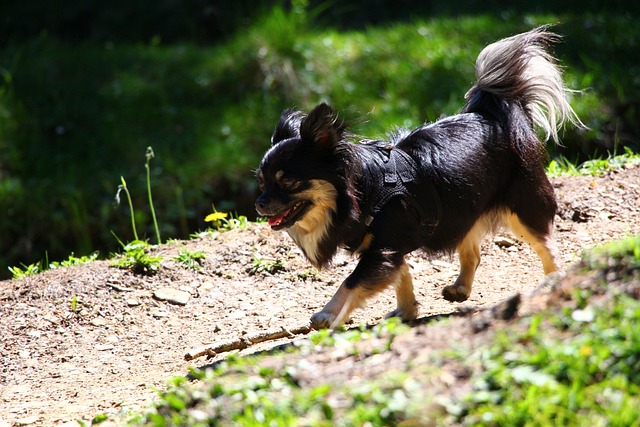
[255,26,584,329]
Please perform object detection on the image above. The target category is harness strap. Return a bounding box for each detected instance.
[363,147,442,234]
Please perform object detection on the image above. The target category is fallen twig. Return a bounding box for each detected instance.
[184,324,312,361]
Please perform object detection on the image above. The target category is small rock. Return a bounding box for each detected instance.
[153,287,190,306]
[42,315,58,325]
[198,281,215,293]
[151,311,169,319]
[179,285,194,295]
[95,344,114,351]
[105,335,120,344]
[91,317,107,327]
[229,310,247,319]
[494,236,516,247]
[14,416,40,426]
[126,298,141,307]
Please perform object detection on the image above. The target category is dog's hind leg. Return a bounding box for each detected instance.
[442,221,486,302]
[507,212,558,275]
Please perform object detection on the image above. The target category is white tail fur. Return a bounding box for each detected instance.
[465,26,585,144]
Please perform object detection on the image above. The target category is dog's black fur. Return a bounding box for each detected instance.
[255,26,584,329]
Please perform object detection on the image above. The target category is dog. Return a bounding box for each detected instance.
[255,26,584,329]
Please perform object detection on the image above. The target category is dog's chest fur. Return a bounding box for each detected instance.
[286,179,338,267]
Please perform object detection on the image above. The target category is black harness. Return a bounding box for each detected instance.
[359,144,442,233]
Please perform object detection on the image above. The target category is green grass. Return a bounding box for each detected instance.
[8,251,99,279]
[452,298,640,425]
[547,147,640,177]
[1,5,638,277]
[128,319,415,426]
[446,235,640,426]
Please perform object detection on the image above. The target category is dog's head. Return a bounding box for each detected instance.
[255,103,350,232]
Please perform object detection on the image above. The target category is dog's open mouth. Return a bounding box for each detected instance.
[266,201,308,230]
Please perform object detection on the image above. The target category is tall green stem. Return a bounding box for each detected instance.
[119,176,139,241]
[145,146,161,244]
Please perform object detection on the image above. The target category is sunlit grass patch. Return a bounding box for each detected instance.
[547,147,640,177]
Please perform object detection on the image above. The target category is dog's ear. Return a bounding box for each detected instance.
[300,103,346,151]
[271,108,304,146]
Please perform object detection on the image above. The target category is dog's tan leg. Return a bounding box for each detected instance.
[507,213,558,274]
[443,222,484,302]
[310,251,410,329]
[310,282,373,329]
[385,261,418,321]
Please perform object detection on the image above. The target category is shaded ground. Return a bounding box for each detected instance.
[1,165,639,426]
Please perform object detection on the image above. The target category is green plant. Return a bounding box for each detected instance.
[8,262,41,279]
[78,413,109,426]
[8,251,100,279]
[111,240,163,275]
[145,146,161,244]
[583,234,640,271]
[174,249,206,270]
[70,295,79,313]
[114,177,139,242]
[247,254,285,275]
[547,148,640,178]
[546,155,581,177]
[114,147,163,246]
[50,252,100,269]
[220,213,250,231]
[296,268,319,282]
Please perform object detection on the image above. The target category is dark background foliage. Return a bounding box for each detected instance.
[0,0,638,277]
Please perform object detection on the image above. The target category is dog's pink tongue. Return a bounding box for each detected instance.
[268,210,288,227]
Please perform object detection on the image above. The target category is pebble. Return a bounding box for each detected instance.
[494,236,516,247]
[14,416,40,426]
[126,298,141,307]
[91,318,107,327]
[95,344,114,351]
[198,281,216,293]
[153,287,190,306]
[151,311,169,319]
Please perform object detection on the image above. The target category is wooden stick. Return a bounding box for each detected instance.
[184,324,312,361]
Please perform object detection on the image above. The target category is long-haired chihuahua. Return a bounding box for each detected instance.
[255,26,584,329]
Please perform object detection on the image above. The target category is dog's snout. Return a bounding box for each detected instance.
[255,194,268,213]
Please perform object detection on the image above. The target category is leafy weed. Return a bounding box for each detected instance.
[174,249,206,270]
[111,240,163,275]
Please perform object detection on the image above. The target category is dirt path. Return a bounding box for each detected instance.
[1,165,639,426]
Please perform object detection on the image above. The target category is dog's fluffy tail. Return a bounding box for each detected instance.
[463,25,584,144]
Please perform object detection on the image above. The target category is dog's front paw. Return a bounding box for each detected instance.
[385,304,418,322]
[310,311,337,330]
[442,284,471,302]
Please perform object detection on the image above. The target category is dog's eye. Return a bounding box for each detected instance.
[257,175,266,191]
[280,177,298,189]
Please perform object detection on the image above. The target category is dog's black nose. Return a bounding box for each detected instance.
[255,195,268,213]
